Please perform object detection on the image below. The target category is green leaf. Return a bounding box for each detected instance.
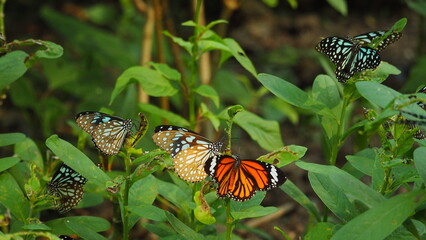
[0,133,26,147]
[128,205,167,222]
[199,103,221,131]
[0,172,30,222]
[21,223,52,231]
[66,220,107,240]
[390,18,408,32]
[304,222,335,240]
[46,135,111,189]
[232,205,278,220]
[0,157,20,172]
[14,137,44,171]
[280,180,321,222]
[312,75,341,110]
[34,40,64,59]
[414,147,426,184]
[163,30,193,54]
[45,216,110,236]
[110,66,177,104]
[156,178,192,210]
[356,81,401,108]
[345,148,376,176]
[149,62,181,81]
[193,191,216,224]
[129,175,157,206]
[223,38,257,77]
[138,103,190,127]
[165,211,204,240]
[257,145,307,167]
[0,51,28,91]
[194,85,220,107]
[326,0,347,15]
[234,110,283,151]
[331,191,426,240]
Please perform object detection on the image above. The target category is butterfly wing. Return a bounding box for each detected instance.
[316,36,353,66]
[335,45,380,82]
[205,155,286,201]
[47,163,88,214]
[153,125,223,182]
[352,31,401,52]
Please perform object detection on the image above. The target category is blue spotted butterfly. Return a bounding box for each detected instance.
[76,111,133,155]
[47,163,88,214]
[316,31,401,82]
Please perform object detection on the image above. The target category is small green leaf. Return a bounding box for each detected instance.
[356,81,401,108]
[65,219,107,240]
[194,85,219,107]
[0,133,26,147]
[165,211,204,240]
[110,66,177,104]
[257,145,307,167]
[45,216,110,236]
[312,75,341,110]
[0,157,20,172]
[34,40,64,59]
[46,135,111,189]
[0,51,28,91]
[163,30,193,54]
[390,18,408,32]
[232,205,278,220]
[156,178,192,210]
[414,147,426,184]
[331,191,426,240]
[149,62,181,81]
[234,110,283,151]
[280,180,321,222]
[304,222,335,240]
[199,103,220,131]
[15,137,44,171]
[345,148,376,176]
[223,38,257,77]
[193,191,216,224]
[138,103,190,127]
[128,205,167,221]
[326,0,347,15]
[0,172,30,222]
[21,223,52,231]
[129,175,157,206]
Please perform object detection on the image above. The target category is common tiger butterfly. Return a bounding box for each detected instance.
[47,163,88,214]
[204,155,287,201]
[76,111,133,155]
[316,31,401,82]
[152,125,224,182]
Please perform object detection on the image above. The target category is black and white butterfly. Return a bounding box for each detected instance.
[152,125,224,182]
[316,31,401,82]
[47,163,88,214]
[76,111,133,155]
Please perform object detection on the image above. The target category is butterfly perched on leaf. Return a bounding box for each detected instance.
[204,155,287,201]
[401,86,426,140]
[316,30,401,82]
[76,111,133,155]
[47,163,88,214]
[152,125,224,182]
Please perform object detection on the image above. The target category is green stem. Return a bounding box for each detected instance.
[225,200,234,240]
[0,0,5,39]
[122,155,132,240]
[330,92,352,166]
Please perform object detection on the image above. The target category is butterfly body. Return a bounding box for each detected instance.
[316,31,401,82]
[204,155,286,201]
[153,125,223,182]
[76,111,133,155]
[47,163,87,214]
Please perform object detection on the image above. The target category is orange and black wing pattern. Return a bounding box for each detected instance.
[204,155,286,201]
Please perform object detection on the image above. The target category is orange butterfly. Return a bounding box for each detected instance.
[204,155,286,201]
[152,125,224,182]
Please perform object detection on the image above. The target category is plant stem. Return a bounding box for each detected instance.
[225,200,234,240]
[0,0,6,40]
[122,154,132,240]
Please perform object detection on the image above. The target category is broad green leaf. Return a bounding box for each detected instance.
[0,133,26,147]
[0,157,20,172]
[309,172,359,222]
[280,180,321,222]
[331,191,426,240]
[46,135,111,188]
[45,216,110,236]
[194,85,219,107]
[110,66,177,104]
[14,137,44,171]
[231,192,266,212]
[128,205,167,222]
[138,103,190,127]
[0,172,30,222]
[297,161,385,207]
[257,145,307,167]
[223,38,257,77]
[149,62,181,81]
[234,110,283,151]
[156,178,192,210]
[345,148,376,176]
[326,0,347,15]
[142,222,175,237]
[356,81,401,108]
[312,75,341,110]
[66,221,106,240]
[129,175,157,206]
[165,211,204,240]
[414,147,426,183]
[232,205,278,220]
[0,51,28,91]
[304,222,335,240]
